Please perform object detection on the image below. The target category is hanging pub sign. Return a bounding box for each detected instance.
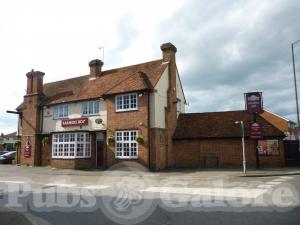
[245,92,263,113]
[249,122,263,139]
[61,118,88,127]
[24,144,31,158]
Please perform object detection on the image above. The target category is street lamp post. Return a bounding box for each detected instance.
[235,121,246,174]
[292,39,300,150]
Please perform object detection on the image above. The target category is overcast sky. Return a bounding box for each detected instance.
[1,0,300,134]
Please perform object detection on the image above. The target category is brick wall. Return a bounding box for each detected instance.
[150,128,167,170]
[106,92,150,169]
[173,138,285,168]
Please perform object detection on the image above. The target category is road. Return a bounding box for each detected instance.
[0,165,299,225]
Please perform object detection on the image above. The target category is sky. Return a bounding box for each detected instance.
[0,0,300,134]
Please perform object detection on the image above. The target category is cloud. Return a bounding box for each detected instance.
[158,0,300,121]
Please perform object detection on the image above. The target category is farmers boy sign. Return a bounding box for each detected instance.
[245,92,263,113]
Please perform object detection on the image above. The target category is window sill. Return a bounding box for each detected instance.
[82,113,100,117]
[52,157,91,160]
[115,157,138,160]
[115,109,138,113]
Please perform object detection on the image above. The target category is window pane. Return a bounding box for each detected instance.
[77,143,84,156]
[70,144,75,156]
[64,144,69,156]
[58,144,63,156]
[124,143,130,156]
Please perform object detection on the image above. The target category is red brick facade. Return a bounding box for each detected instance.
[106,92,150,168]
[173,139,285,168]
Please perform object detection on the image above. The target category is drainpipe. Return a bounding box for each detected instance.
[147,91,151,170]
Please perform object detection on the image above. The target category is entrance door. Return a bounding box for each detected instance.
[96,140,104,168]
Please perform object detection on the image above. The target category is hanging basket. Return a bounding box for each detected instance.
[107,135,115,146]
[135,135,144,145]
[42,136,50,147]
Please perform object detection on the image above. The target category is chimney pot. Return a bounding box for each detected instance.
[89,59,103,78]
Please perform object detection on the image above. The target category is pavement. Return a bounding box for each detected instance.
[0,164,300,225]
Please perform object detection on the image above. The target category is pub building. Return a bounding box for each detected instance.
[16,43,286,170]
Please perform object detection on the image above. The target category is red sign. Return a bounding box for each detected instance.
[24,144,31,158]
[245,92,263,113]
[249,122,262,139]
[61,118,88,127]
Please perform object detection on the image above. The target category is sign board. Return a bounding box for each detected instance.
[24,144,31,158]
[61,118,88,127]
[257,140,279,155]
[249,122,262,139]
[245,92,263,113]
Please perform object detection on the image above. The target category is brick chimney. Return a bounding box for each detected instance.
[160,42,178,168]
[26,69,45,95]
[89,59,103,78]
[161,42,177,62]
[21,69,45,167]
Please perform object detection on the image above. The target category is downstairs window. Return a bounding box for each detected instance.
[52,132,91,159]
[115,130,138,159]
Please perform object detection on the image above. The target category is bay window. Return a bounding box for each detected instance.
[115,130,138,159]
[52,133,91,159]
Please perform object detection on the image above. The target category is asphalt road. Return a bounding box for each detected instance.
[0,165,299,225]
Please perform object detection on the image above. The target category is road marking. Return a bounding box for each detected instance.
[257,184,274,189]
[81,185,110,190]
[140,187,267,199]
[0,181,26,184]
[273,178,285,182]
[44,183,76,187]
[265,181,282,185]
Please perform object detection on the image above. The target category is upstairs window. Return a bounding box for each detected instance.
[82,100,100,116]
[115,93,138,112]
[53,105,68,119]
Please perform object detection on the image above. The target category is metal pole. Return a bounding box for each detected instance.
[241,121,246,174]
[292,40,300,151]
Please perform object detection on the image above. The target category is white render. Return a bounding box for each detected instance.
[42,99,107,133]
[150,65,186,129]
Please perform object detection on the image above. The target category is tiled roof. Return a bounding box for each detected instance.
[173,111,285,140]
[32,59,167,106]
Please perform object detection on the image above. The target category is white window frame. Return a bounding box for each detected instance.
[115,93,138,112]
[52,132,91,159]
[82,100,100,116]
[115,130,138,159]
[53,104,68,119]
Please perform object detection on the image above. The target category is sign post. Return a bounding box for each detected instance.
[245,92,263,169]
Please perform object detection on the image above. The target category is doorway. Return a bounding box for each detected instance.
[96,132,104,168]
